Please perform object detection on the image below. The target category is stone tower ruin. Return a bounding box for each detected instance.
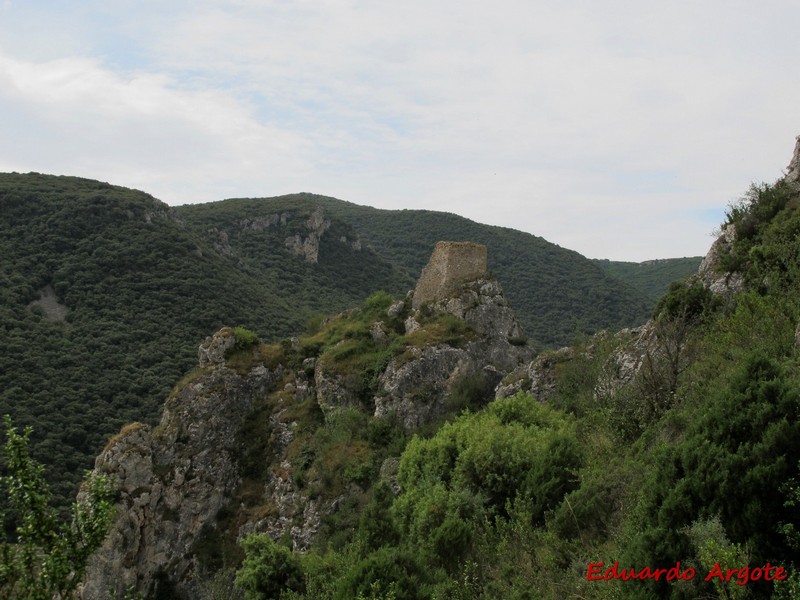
[411,241,488,309]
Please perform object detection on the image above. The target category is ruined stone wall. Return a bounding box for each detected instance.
[412,241,488,309]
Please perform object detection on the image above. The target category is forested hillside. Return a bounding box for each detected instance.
[177,195,655,348]
[593,256,703,305]
[3,167,800,598]
[0,174,405,506]
[1,172,686,513]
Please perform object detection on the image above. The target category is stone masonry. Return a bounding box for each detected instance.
[411,241,488,309]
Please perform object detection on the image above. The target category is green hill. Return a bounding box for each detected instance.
[1,174,663,509]
[0,175,406,505]
[5,166,800,598]
[593,256,704,305]
[177,194,653,348]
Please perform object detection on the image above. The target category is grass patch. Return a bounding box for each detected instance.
[403,314,475,349]
[166,366,208,401]
[102,421,148,452]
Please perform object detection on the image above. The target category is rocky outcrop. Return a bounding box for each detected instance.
[80,331,282,599]
[284,207,331,263]
[207,227,233,257]
[239,213,288,231]
[27,284,68,322]
[786,135,800,183]
[593,323,659,398]
[378,271,532,429]
[314,361,360,417]
[494,323,656,403]
[124,197,178,225]
[81,241,533,596]
[206,207,361,263]
[426,278,526,348]
[696,224,744,295]
[375,345,469,429]
[197,326,236,367]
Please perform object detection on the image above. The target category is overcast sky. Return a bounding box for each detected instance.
[1,1,798,261]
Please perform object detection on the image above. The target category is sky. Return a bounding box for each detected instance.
[1,1,798,261]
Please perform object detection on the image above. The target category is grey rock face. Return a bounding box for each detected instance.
[314,360,360,417]
[197,327,236,367]
[594,324,658,399]
[284,207,331,263]
[496,323,659,404]
[697,225,744,295]
[81,335,280,599]
[378,275,532,429]
[27,284,68,322]
[370,321,389,345]
[240,214,281,231]
[787,135,800,183]
[375,345,468,429]
[387,300,405,318]
[207,227,233,257]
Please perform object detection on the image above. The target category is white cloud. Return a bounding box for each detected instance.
[0,52,311,202]
[0,0,798,259]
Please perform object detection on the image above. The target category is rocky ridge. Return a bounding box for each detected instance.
[203,205,362,264]
[79,241,533,598]
[79,339,281,598]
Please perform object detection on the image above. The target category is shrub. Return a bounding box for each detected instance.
[334,546,427,600]
[236,535,305,600]
[652,281,719,323]
[362,291,394,316]
[233,326,259,350]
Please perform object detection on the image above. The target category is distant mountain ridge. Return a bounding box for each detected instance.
[0,172,696,508]
[177,193,665,347]
[592,256,704,306]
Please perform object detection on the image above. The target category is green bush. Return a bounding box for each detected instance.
[233,326,259,349]
[625,352,800,587]
[362,291,394,316]
[334,546,427,600]
[445,370,490,413]
[236,535,305,600]
[393,394,581,554]
[651,281,719,323]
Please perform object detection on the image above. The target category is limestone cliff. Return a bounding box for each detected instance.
[786,135,800,183]
[284,207,331,263]
[80,241,532,598]
[377,274,531,429]
[204,205,362,264]
[80,331,282,598]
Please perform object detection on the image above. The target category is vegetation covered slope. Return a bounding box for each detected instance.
[0,174,405,507]
[0,173,689,514]
[226,179,800,599]
[195,194,653,347]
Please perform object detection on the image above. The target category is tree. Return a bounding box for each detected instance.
[0,415,115,599]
